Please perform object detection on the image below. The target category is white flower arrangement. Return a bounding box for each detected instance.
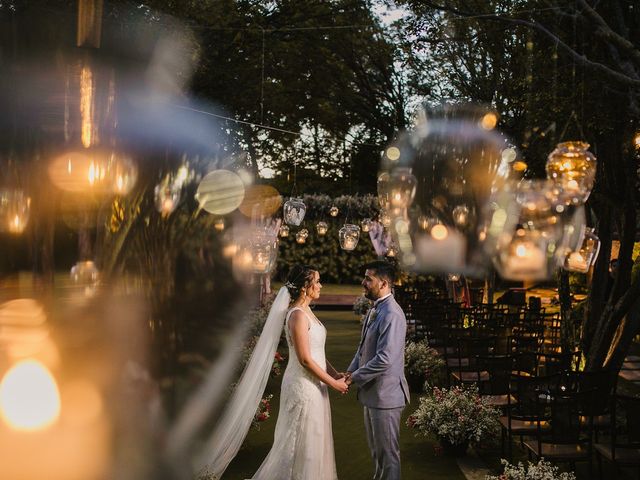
[404,339,445,380]
[352,295,373,316]
[407,384,500,445]
[486,458,576,480]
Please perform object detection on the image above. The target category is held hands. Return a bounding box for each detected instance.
[332,377,349,394]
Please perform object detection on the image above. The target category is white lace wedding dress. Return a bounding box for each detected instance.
[251,307,338,480]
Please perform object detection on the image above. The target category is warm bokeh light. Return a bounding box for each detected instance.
[386,146,401,161]
[512,161,527,172]
[238,185,282,218]
[480,112,498,130]
[634,132,640,149]
[0,360,61,431]
[430,224,448,240]
[195,169,245,215]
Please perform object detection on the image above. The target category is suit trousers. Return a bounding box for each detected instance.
[363,405,404,480]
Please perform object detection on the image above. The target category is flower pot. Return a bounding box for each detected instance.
[439,438,469,457]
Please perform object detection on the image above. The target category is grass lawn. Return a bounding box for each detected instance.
[225,309,466,479]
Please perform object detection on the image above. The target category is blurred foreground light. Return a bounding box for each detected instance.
[0,359,61,431]
[196,170,245,215]
[239,185,282,218]
[49,149,137,195]
[70,261,100,296]
[0,189,31,234]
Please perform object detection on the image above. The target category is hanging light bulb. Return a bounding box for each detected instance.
[329,205,339,217]
[316,221,328,236]
[283,197,306,226]
[279,224,290,238]
[388,167,417,209]
[564,226,601,273]
[361,218,372,232]
[339,224,360,251]
[546,141,596,205]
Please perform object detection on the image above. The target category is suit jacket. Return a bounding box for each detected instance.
[348,295,410,409]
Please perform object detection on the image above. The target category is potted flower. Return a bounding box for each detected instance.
[404,339,445,392]
[406,384,499,456]
[486,458,576,480]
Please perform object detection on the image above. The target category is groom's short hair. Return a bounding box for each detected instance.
[364,261,396,284]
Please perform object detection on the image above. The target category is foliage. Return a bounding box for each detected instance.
[353,295,373,317]
[407,384,500,445]
[486,458,576,480]
[404,339,445,385]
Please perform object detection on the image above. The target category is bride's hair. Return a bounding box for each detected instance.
[284,264,316,300]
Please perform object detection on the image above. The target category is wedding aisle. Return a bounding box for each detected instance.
[225,310,466,480]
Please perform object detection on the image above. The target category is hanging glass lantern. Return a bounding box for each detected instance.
[283,197,306,226]
[493,180,566,280]
[250,233,278,274]
[377,172,391,211]
[379,211,392,228]
[380,104,520,275]
[452,204,472,228]
[361,218,372,232]
[70,260,100,296]
[279,224,290,238]
[329,205,339,217]
[447,273,461,282]
[564,226,601,273]
[388,167,417,209]
[214,217,225,231]
[295,228,308,244]
[339,224,360,251]
[546,141,596,205]
[108,151,138,195]
[316,221,328,236]
[0,189,31,234]
[154,183,181,216]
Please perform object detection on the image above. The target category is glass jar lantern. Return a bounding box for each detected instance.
[361,218,372,232]
[546,141,596,205]
[316,221,328,236]
[295,228,309,244]
[279,224,290,238]
[339,224,360,251]
[380,104,519,275]
[250,234,278,274]
[329,205,339,217]
[564,226,601,273]
[387,167,417,209]
[283,197,306,226]
[154,183,181,216]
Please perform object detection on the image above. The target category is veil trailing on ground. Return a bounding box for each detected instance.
[195,286,291,479]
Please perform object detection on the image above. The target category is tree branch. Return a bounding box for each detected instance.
[418,1,640,88]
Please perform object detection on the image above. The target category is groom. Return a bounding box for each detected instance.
[346,260,409,480]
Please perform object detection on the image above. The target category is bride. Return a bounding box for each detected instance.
[252,264,348,479]
[197,264,348,479]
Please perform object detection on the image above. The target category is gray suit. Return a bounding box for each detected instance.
[348,295,409,480]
